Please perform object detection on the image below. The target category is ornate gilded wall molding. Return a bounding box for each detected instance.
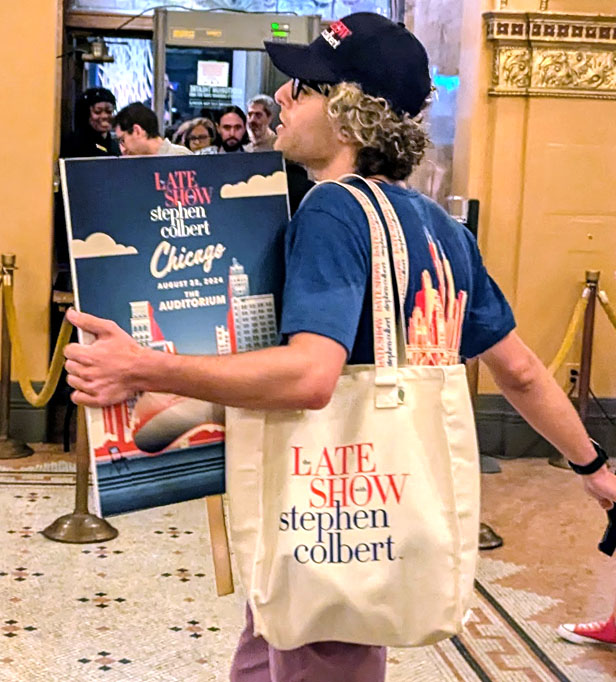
[484,11,616,100]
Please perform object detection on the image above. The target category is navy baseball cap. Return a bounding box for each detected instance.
[264,12,431,117]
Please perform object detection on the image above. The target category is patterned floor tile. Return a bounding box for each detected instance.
[1,458,611,681]
[477,562,616,682]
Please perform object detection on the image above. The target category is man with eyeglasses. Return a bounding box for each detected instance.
[64,12,616,681]
[113,102,193,157]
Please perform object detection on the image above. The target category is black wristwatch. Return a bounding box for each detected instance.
[568,440,609,475]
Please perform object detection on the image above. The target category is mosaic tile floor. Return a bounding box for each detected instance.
[0,449,615,681]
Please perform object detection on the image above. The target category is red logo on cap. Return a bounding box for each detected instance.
[321,20,353,49]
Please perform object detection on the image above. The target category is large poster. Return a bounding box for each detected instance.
[61,152,289,517]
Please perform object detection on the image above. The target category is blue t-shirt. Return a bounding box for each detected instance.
[280,180,515,363]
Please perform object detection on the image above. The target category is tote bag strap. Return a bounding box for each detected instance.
[340,177,410,369]
[327,181,406,408]
[331,178,411,364]
[340,175,409,318]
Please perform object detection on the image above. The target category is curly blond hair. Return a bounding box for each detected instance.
[326,82,429,181]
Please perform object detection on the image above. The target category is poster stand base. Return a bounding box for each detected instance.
[42,512,118,544]
[42,407,119,544]
[0,437,34,459]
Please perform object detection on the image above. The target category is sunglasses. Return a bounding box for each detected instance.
[291,78,333,100]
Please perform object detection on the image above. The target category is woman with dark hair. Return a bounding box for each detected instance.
[61,87,120,157]
[57,87,120,271]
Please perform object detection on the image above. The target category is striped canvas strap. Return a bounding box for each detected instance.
[329,180,409,409]
[340,175,409,310]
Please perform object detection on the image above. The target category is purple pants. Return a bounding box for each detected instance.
[230,605,387,682]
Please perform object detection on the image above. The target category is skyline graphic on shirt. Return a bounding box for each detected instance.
[407,230,468,366]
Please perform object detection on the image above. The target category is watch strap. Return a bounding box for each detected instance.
[568,440,608,475]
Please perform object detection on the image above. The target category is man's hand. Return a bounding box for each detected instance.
[583,467,616,510]
[64,309,145,407]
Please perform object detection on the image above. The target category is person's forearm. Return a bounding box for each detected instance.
[494,358,597,467]
[132,341,334,410]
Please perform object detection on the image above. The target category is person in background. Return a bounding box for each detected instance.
[61,87,120,158]
[184,117,217,153]
[113,103,192,156]
[245,94,277,152]
[246,94,310,213]
[198,105,249,154]
[171,118,194,147]
[57,87,120,269]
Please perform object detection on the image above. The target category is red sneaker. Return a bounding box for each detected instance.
[557,615,616,646]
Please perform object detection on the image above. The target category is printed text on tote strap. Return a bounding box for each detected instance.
[340,175,409,324]
[333,183,398,378]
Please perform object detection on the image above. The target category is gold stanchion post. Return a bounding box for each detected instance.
[578,270,600,423]
[0,254,34,459]
[549,270,600,469]
[42,406,118,543]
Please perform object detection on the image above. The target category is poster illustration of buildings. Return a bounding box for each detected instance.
[61,152,288,516]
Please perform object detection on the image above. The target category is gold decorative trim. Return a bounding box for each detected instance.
[484,11,616,100]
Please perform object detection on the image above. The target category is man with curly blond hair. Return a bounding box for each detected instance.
[64,12,616,682]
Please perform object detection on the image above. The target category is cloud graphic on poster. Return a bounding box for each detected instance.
[220,171,287,199]
[72,232,138,259]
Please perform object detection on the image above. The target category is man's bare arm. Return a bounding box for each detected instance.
[480,331,596,466]
[64,309,347,411]
[480,330,616,508]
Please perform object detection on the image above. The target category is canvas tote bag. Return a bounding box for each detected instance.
[225,178,480,650]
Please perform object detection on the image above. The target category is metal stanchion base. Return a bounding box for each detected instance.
[0,437,34,459]
[41,512,118,544]
[548,452,571,470]
[479,523,504,550]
